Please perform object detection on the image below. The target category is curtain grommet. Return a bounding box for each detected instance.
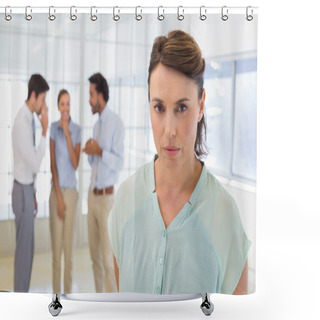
[200,6,207,21]
[91,6,98,21]
[25,6,32,21]
[157,6,164,21]
[49,6,56,21]
[113,6,120,21]
[221,6,228,21]
[4,6,12,21]
[135,6,142,21]
[70,6,77,21]
[246,6,254,21]
[177,6,184,21]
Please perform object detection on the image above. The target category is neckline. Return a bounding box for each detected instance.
[99,104,108,121]
[150,155,207,230]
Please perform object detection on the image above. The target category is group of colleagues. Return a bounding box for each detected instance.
[12,72,123,294]
[11,30,251,296]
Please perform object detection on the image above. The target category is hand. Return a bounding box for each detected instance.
[34,193,38,218]
[82,139,102,156]
[60,117,69,135]
[39,103,48,136]
[58,198,66,221]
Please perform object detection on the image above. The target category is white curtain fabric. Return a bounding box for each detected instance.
[0,11,257,293]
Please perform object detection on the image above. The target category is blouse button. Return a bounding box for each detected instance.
[159,258,164,265]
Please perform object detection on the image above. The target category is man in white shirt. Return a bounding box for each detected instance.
[12,74,49,292]
[82,73,124,292]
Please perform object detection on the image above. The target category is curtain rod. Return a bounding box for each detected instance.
[0,6,258,15]
[0,6,258,22]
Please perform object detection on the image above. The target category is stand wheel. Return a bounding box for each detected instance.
[48,294,63,317]
[200,293,214,316]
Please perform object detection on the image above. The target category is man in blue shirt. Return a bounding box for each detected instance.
[82,73,125,293]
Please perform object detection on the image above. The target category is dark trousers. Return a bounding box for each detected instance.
[12,180,35,292]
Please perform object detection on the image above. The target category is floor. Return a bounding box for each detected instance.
[0,246,95,293]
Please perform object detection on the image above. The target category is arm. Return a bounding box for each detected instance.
[82,139,95,166]
[83,119,124,172]
[100,121,125,171]
[82,123,96,166]
[113,254,119,292]
[233,260,248,295]
[61,121,81,170]
[16,121,46,174]
[15,104,48,174]
[64,131,81,170]
[50,139,66,220]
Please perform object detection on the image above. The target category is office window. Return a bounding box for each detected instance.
[233,59,257,181]
[0,16,256,221]
[205,56,257,184]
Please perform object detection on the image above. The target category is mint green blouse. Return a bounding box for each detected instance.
[108,157,251,295]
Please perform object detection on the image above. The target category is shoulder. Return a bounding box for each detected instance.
[14,106,27,126]
[52,120,60,126]
[70,120,81,133]
[117,162,152,201]
[50,120,59,134]
[195,168,247,262]
[13,106,31,136]
[110,161,152,233]
[51,120,60,129]
[114,161,152,214]
[197,168,240,225]
[107,108,124,128]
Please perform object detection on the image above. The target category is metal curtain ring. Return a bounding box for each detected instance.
[49,6,56,21]
[70,6,77,21]
[200,6,207,21]
[177,6,184,21]
[135,6,142,21]
[25,6,32,21]
[113,6,120,21]
[246,6,253,21]
[5,6,12,21]
[221,6,228,21]
[91,6,98,21]
[157,6,164,21]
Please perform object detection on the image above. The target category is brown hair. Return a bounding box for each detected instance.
[57,89,69,106]
[88,73,109,104]
[148,30,207,158]
[27,74,49,99]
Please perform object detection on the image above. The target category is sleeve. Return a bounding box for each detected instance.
[14,119,46,175]
[76,125,82,145]
[220,199,251,294]
[50,122,56,141]
[101,118,124,172]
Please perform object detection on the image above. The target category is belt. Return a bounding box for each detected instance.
[93,186,114,195]
[14,179,34,187]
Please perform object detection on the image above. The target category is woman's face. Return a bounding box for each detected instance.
[149,63,205,165]
[58,93,70,121]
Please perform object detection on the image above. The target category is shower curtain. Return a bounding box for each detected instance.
[0,6,257,297]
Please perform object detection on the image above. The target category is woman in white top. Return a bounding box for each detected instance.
[108,30,251,295]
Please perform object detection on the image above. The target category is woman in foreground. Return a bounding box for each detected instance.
[108,30,250,295]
